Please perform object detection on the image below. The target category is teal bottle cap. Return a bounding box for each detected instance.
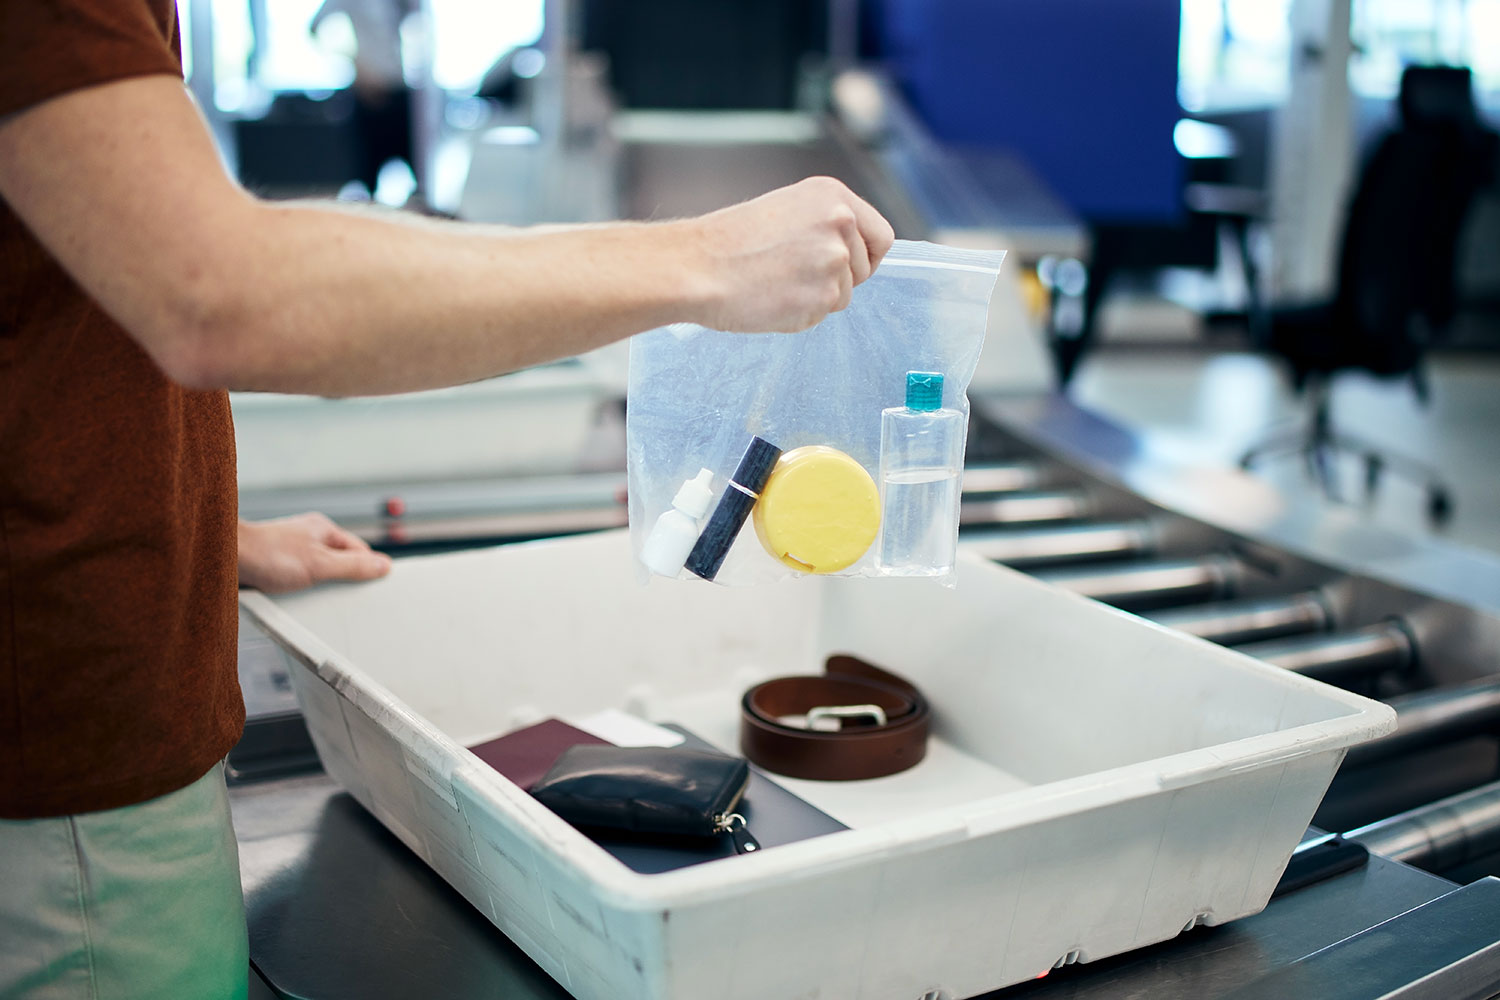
[905,371,944,411]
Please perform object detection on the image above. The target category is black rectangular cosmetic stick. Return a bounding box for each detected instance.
[684,436,782,581]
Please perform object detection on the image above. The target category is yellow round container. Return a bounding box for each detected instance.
[753,445,880,573]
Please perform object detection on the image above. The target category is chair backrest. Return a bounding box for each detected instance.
[1332,66,1498,374]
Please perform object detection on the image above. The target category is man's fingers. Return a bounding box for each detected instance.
[312,545,392,584]
[847,193,895,275]
[834,260,854,314]
[840,214,872,288]
[320,522,374,552]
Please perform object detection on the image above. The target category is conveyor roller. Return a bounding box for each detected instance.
[1037,556,1241,611]
[1150,591,1332,646]
[961,520,1154,569]
[1344,674,1500,769]
[1348,779,1500,871]
[959,490,1092,528]
[1235,622,1415,683]
[960,461,1050,495]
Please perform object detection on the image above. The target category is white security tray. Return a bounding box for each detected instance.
[241,529,1393,1000]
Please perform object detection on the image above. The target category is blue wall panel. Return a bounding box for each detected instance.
[882,0,1184,223]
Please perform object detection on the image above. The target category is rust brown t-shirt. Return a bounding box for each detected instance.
[0,0,243,817]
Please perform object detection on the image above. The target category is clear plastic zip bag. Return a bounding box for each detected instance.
[627,240,1006,586]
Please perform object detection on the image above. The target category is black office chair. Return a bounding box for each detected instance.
[1240,66,1499,524]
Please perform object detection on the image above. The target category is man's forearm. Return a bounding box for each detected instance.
[0,75,893,398]
[189,201,711,395]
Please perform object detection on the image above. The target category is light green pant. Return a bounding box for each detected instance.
[0,763,249,1000]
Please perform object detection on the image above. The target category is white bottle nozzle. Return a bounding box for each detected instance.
[672,468,715,518]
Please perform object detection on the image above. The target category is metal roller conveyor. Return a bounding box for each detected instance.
[960,520,1154,569]
[959,489,1092,528]
[960,461,1050,495]
[1344,675,1500,769]
[1234,622,1416,682]
[1348,780,1500,871]
[1149,591,1332,646]
[1035,555,1242,611]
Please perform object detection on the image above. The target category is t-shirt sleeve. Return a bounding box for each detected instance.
[0,0,182,119]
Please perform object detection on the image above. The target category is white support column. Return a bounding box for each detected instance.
[406,0,438,198]
[185,0,216,112]
[1269,0,1356,303]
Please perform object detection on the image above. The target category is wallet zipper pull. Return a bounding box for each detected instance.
[715,813,761,855]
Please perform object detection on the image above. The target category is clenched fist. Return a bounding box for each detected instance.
[683,177,895,333]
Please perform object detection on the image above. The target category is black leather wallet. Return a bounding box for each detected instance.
[530,745,761,854]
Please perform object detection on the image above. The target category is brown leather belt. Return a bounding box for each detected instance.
[739,655,931,780]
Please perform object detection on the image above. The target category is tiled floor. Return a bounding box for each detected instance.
[1069,347,1500,558]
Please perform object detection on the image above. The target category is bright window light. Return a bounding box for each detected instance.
[428,0,543,93]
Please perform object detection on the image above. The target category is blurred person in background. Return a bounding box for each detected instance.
[0,2,893,998]
[310,0,419,197]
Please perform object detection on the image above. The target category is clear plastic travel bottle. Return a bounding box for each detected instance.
[878,371,965,575]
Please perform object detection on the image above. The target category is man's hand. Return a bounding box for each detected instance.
[686,177,897,333]
[238,514,392,594]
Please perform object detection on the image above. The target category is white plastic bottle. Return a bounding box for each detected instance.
[641,468,715,577]
[877,372,965,575]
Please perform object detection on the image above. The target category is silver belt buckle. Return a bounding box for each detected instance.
[804,703,889,732]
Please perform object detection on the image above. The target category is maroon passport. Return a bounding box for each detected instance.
[466,719,609,791]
